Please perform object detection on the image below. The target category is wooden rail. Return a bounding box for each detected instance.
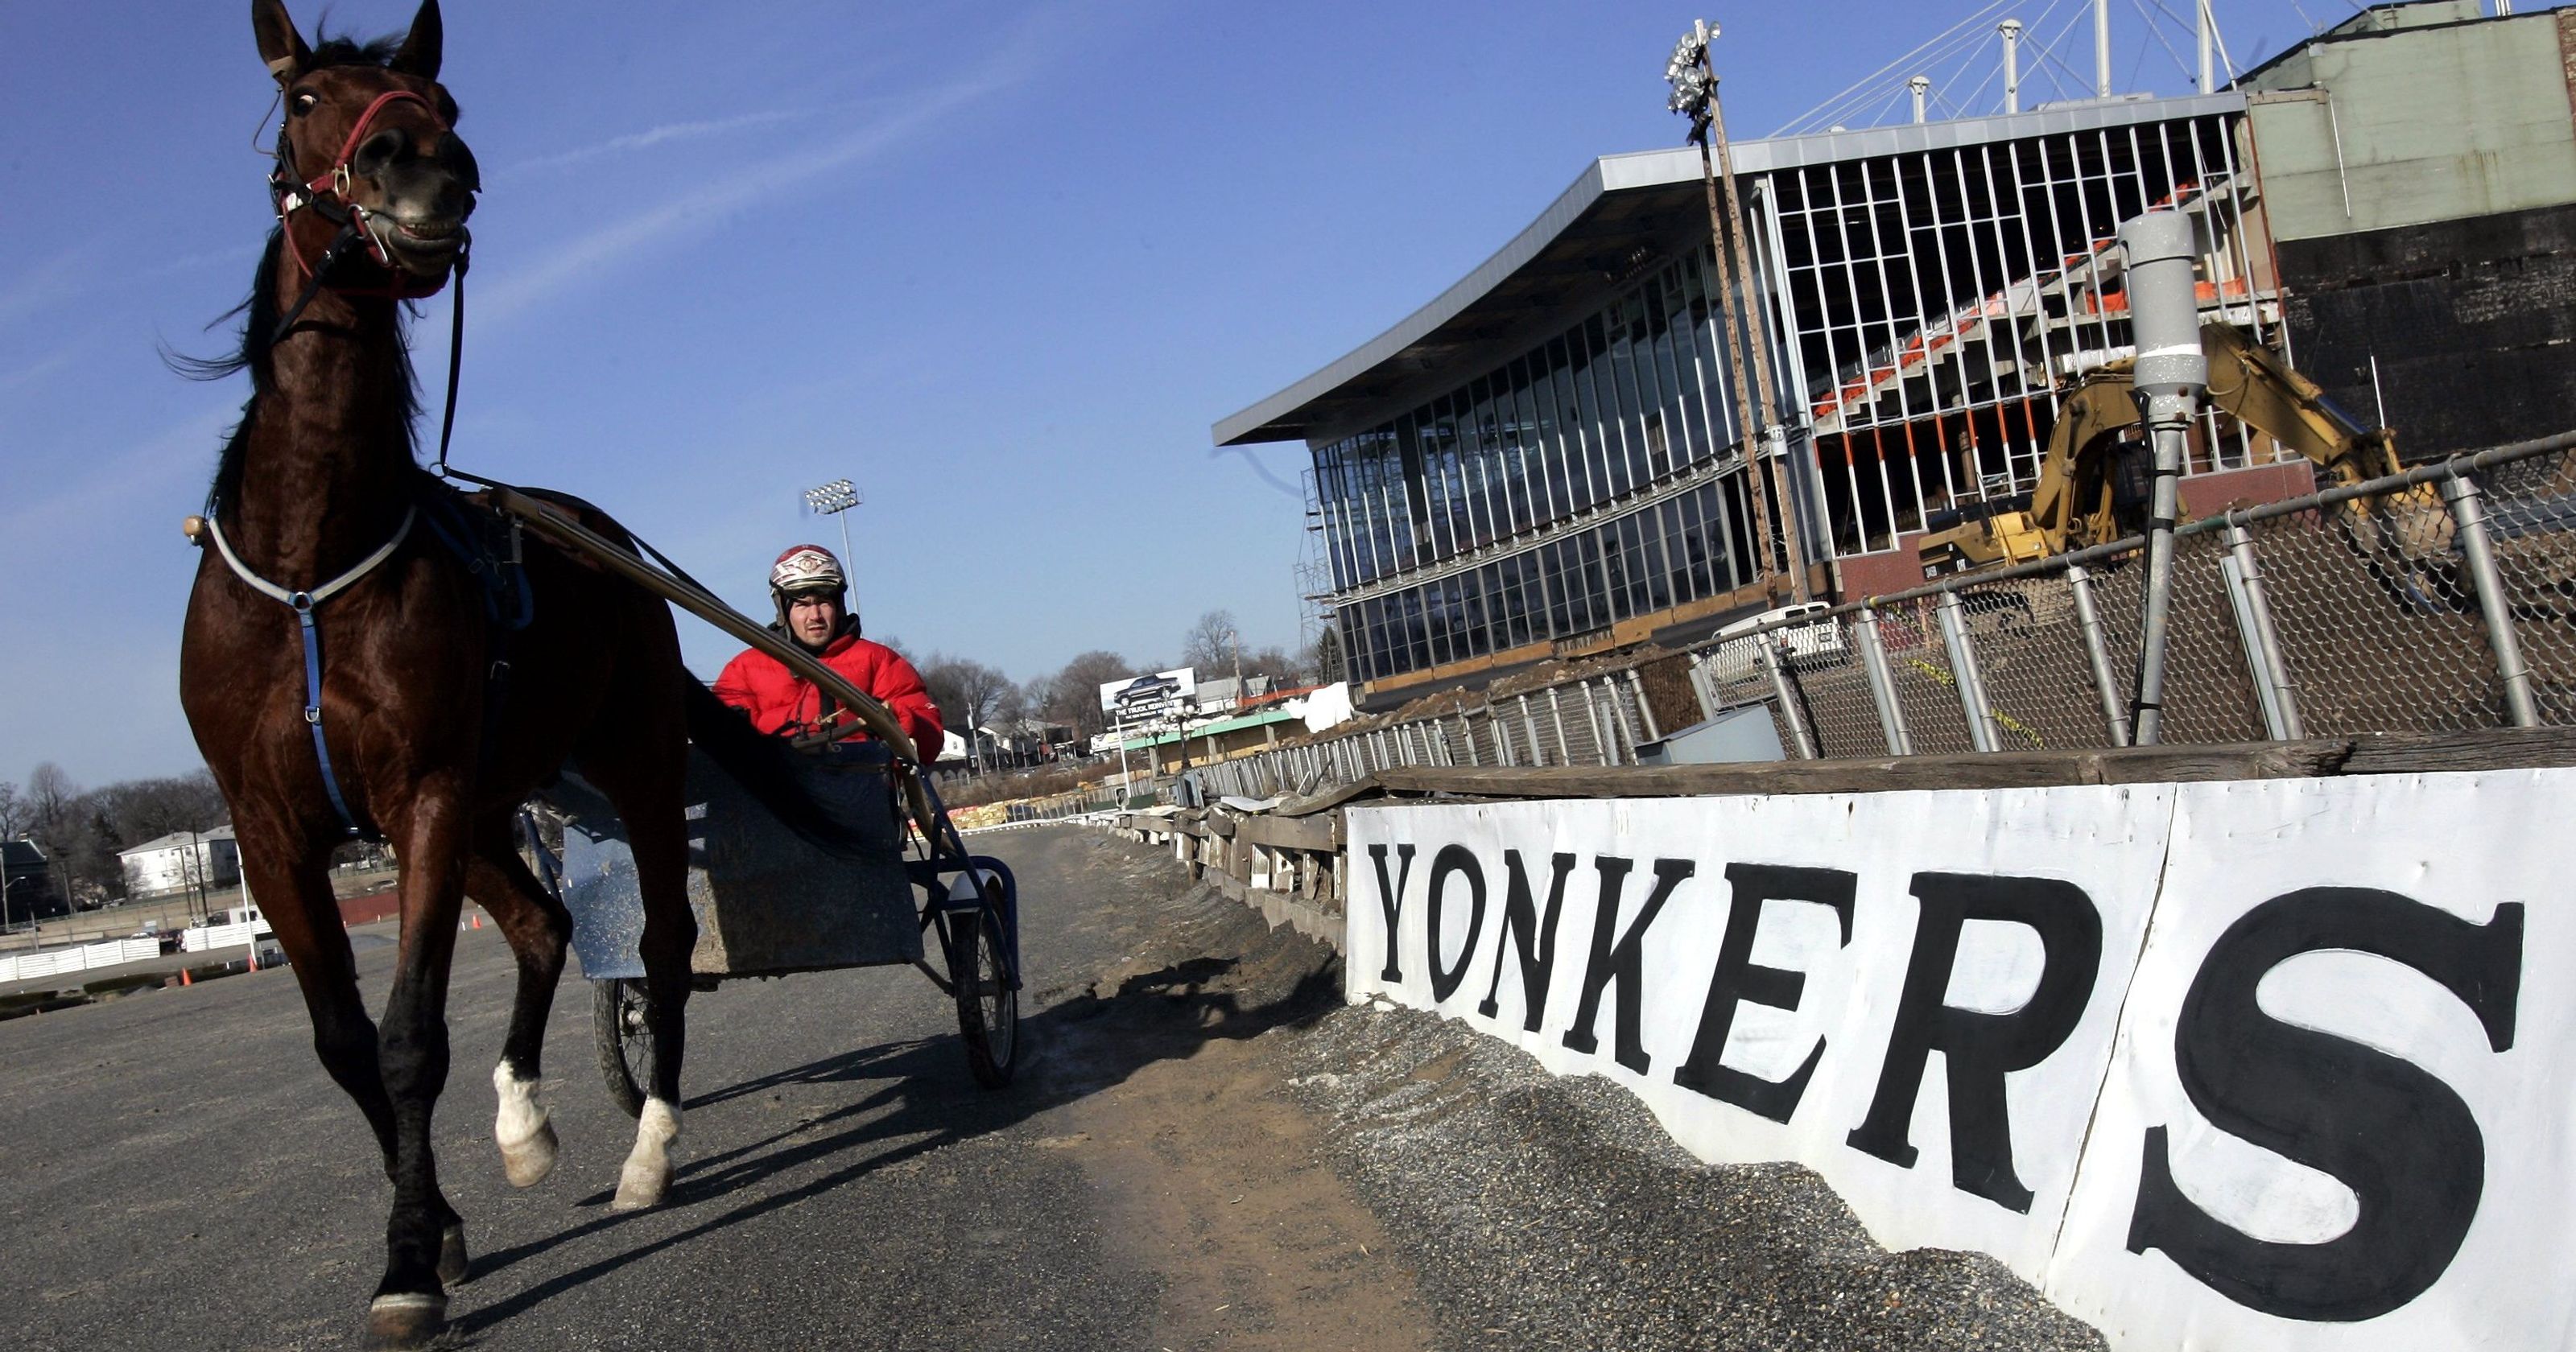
[1092,725,2576,956]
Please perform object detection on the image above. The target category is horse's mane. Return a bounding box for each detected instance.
[174,31,420,513]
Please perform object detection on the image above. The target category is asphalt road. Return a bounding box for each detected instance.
[1,824,2104,1352]
[0,826,1406,1352]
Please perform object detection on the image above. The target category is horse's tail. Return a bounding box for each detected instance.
[679,680,889,859]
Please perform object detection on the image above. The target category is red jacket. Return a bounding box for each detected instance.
[712,626,945,759]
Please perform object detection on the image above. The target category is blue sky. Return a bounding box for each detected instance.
[0,0,2330,785]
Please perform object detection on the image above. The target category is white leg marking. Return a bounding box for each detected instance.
[612,1097,680,1210]
[492,1062,559,1188]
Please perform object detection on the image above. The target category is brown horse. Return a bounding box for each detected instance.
[179,3,819,1346]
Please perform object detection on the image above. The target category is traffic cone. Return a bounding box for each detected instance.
[472,913,483,930]
[180,968,192,987]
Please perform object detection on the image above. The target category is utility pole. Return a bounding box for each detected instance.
[1669,20,1809,602]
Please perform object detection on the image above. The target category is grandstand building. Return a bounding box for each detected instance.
[1217,1,2576,702]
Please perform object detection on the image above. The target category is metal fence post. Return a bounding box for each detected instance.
[1492,707,1517,765]
[1546,688,1572,764]
[1686,653,1719,721]
[2442,473,2542,728]
[1854,608,1913,756]
[2120,212,2207,746]
[1520,695,1546,767]
[1626,668,1662,742]
[2220,521,2304,740]
[2065,565,2132,747]
[1759,641,1819,758]
[1459,713,1481,766]
[1604,678,1639,764]
[1936,592,2000,752]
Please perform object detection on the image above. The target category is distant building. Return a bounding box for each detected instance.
[1218,0,2576,704]
[118,826,238,899]
[2,839,60,922]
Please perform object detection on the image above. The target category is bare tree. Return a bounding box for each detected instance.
[920,656,1015,773]
[1309,626,1347,685]
[1038,650,1133,740]
[25,763,77,839]
[0,780,23,840]
[1179,609,1238,674]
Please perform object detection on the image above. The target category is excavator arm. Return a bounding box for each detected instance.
[1922,322,2403,575]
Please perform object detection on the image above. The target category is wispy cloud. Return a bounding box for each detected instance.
[473,31,1051,326]
[502,107,821,176]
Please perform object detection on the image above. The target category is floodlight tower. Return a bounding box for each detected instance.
[801,478,862,565]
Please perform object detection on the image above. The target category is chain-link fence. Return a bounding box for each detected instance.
[1190,433,2576,802]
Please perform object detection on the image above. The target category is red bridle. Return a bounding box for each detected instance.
[271,88,456,300]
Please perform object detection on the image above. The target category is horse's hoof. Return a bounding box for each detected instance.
[363,1292,448,1350]
[437,1222,471,1288]
[612,1098,679,1211]
[611,1156,671,1211]
[500,1118,559,1189]
[493,1064,558,1189]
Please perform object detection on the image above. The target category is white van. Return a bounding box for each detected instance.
[1703,603,1847,683]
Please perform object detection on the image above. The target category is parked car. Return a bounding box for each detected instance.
[1704,603,1849,683]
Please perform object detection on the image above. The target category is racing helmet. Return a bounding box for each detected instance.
[769,543,851,630]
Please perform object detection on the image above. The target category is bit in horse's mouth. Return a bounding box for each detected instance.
[394,217,460,241]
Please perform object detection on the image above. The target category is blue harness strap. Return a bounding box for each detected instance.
[205,506,416,842]
[291,590,366,837]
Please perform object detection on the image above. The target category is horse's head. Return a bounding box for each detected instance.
[255,0,477,285]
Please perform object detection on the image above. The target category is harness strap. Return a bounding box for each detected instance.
[293,593,366,838]
[205,506,415,607]
[205,507,415,841]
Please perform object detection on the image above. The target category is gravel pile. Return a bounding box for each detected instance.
[1274,989,2110,1351]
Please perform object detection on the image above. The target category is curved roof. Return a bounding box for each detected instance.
[1212,91,2246,448]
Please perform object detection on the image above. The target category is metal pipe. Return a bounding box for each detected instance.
[1855,609,1913,756]
[1938,592,2001,752]
[1546,688,1573,765]
[2095,0,2112,97]
[2000,19,2024,115]
[2442,475,2542,728]
[2221,522,2304,740]
[2118,212,2208,746]
[2066,566,2133,746]
[1909,75,1930,124]
[1521,695,1548,768]
[2198,0,2216,93]
[1759,641,1819,758]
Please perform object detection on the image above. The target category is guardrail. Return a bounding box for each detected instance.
[1194,431,2576,798]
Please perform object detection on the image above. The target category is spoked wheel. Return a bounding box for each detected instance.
[592,978,655,1119]
[950,905,1018,1089]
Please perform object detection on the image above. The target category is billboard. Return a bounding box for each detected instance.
[1099,667,1197,720]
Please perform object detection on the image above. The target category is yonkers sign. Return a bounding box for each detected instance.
[1344,771,2570,1350]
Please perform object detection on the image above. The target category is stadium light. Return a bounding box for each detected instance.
[800,478,862,567]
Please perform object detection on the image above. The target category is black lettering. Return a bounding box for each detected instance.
[1846,872,2102,1213]
[1367,843,1417,983]
[1424,845,1486,1004]
[1478,851,1576,1030]
[2127,888,2522,1322]
[1674,863,1858,1123]
[1562,856,1697,1074]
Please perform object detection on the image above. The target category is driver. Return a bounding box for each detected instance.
[712,544,945,758]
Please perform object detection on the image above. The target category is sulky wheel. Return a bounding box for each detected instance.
[592,978,655,1119]
[951,905,1018,1089]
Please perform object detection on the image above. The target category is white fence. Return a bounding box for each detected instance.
[0,937,163,985]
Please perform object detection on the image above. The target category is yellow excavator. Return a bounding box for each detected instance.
[1918,322,2413,576]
